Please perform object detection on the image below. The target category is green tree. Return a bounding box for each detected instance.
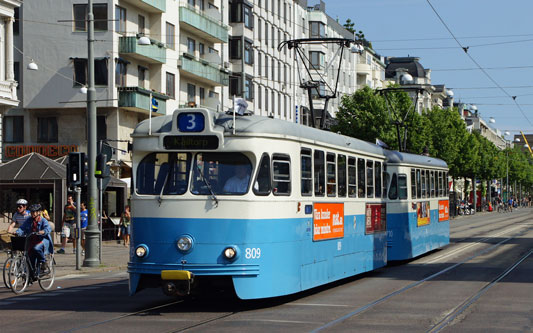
[333,86,425,151]
[343,19,372,48]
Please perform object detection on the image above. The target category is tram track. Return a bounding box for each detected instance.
[56,212,533,333]
[427,248,533,333]
[60,300,185,333]
[311,218,533,332]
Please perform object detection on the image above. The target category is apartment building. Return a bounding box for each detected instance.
[4,0,229,171]
[0,0,21,162]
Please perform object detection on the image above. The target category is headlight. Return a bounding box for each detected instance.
[135,245,148,258]
[223,246,237,260]
[177,235,193,252]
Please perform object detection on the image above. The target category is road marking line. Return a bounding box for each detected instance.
[289,303,351,307]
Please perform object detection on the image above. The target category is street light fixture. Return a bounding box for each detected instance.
[489,117,495,124]
[80,86,88,94]
[27,59,38,70]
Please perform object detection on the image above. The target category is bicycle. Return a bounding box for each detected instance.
[8,232,56,294]
[2,247,24,289]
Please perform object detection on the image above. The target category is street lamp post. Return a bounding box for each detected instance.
[83,0,100,267]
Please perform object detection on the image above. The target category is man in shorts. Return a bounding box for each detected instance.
[7,199,30,233]
[57,194,76,254]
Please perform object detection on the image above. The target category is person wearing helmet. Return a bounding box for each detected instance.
[7,199,30,234]
[13,204,53,277]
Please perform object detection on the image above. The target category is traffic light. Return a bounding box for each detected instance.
[95,153,110,179]
[67,152,85,186]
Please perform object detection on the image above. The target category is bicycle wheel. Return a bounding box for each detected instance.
[3,256,14,289]
[10,257,29,294]
[38,255,55,291]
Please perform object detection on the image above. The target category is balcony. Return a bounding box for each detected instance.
[120,0,165,13]
[179,5,228,43]
[179,55,228,87]
[118,87,169,115]
[119,36,166,64]
[0,80,18,106]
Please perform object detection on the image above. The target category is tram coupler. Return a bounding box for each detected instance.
[161,270,194,297]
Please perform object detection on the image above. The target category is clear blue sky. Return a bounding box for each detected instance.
[320,0,533,139]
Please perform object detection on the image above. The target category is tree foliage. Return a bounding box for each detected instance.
[334,86,533,192]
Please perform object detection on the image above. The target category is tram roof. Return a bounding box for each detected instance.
[384,150,448,169]
[133,109,386,156]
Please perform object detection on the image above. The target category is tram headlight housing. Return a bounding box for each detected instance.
[135,245,149,258]
[223,246,237,260]
[177,235,193,252]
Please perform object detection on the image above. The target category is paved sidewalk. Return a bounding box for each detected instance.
[1,240,130,278]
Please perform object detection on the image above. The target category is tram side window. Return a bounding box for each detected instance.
[429,171,435,198]
[357,158,365,197]
[191,152,252,195]
[436,171,441,197]
[348,157,357,197]
[366,160,374,198]
[388,173,398,200]
[439,171,445,197]
[326,153,336,197]
[398,174,408,199]
[253,153,271,196]
[411,169,416,199]
[338,155,347,197]
[136,152,191,195]
[421,170,426,198]
[444,172,450,196]
[375,161,382,198]
[383,169,389,198]
[416,169,421,199]
[426,170,430,199]
[301,149,312,196]
[272,154,291,195]
[314,150,325,196]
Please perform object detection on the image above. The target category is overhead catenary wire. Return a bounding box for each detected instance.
[426,0,533,127]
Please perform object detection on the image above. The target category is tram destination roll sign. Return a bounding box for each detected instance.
[163,135,219,150]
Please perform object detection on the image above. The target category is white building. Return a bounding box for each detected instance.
[5,0,229,173]
[0,0,21,162]
[4,0,390,165]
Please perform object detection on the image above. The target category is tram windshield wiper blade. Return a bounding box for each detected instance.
[196,165,219,208]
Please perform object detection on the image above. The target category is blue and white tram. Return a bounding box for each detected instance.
[384,151,450,260]
[128,108,390,299]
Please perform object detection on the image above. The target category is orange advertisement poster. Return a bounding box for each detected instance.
[416,201,430,226]
[313,203,344,241]
[438,200,449,221]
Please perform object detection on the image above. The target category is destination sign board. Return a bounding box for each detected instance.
[163,135,219,150]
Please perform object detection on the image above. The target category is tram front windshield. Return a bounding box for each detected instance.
[136,152,252,196]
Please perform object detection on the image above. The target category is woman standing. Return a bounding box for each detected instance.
[119,205,131,246]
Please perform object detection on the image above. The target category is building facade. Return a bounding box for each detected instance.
[0,0,21,162]
[4,0,390,165]
[4,0,229,172]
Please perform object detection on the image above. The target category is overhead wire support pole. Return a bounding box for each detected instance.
[84,0,100,267]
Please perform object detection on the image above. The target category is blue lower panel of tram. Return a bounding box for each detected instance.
[386,209,450,261]
[128,215,387,299]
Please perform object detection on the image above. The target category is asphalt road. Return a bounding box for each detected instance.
[1,209,532,333]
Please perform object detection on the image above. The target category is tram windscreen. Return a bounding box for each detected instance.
[191,153,252,195]
[136,152,191,195]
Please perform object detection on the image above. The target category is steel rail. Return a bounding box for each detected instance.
[311,221,531,332]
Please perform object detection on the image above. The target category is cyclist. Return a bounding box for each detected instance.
[7,199,30,234]
[13,204,53,276]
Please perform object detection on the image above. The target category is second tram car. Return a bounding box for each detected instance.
[128,108,449,299]
[384,151,450,260]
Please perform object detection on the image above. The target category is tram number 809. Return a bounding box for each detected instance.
[245,248,261,259]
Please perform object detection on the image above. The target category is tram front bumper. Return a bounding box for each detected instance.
[161,270,194,297]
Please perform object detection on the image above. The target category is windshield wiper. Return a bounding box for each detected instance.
[196,165,219,208]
